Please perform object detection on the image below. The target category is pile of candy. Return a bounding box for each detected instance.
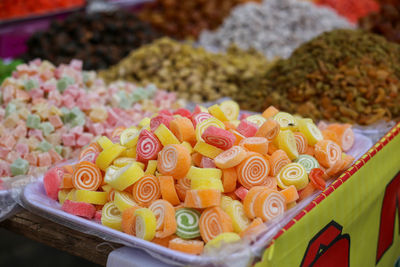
[43,100,355,255]
[0,0,84,20]
[0,59,22,84]
[0,59,183,178]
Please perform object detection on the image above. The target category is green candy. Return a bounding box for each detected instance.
[24,79,39,91]
[117,91,133,109]
[5,103,17,117]
[57,76,75,93]
[10,158,29,176]
[294,154,320,174]
[55,145,63,155]
[175,208,201,239]
[39,122,55,136]
[37,140,52,152]
[26,114,41,129]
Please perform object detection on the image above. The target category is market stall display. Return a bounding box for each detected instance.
[251,29,400,124]
[40,100,356,257]
[99,38,273,103]
[359,4,400,44]
[199,0,353,59]
[0,59,183,178]
[139,0,261,39]
[23,11,161,70]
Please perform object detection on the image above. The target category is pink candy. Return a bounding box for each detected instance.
[173,108,192,119]
[237,120,258,138]
[0,135,16,150]
[48,115,63,128]
[0,160,11,177]
[62,133,76,147]
[202,126,236,150]
[191,112,212,128]
[43,167,64,200]
[150,114,173,132]
[15,143,29,157]
[136,129,162,163]
[235,186,249,201]
[200,157,216,168]
[76,133,93,147]
[62,200,96,219]
[38,152,52,166]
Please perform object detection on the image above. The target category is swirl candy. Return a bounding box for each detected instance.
[136,129,162,163]
[191,177,224,192]
[254,189,286,222]
[168,238,204,255]
[243,186,269,219]
[187,166,222,180]
[122,206,141,235]
[255,120,280,141]
[79,151,98,163]
[105,162,144,191]
[262,176,278,190]
[184,189,221,209]
[199,207,233,243]
[324,124,354,152]
[295,154,320,174]
[158,144,191,179]
[175,208,201,239]
[72,161,102,191]
[246,115,267,128]
[208,104,229,122]
[262,106,279,119]
[270,150,291,176]
[219,100,239,121]
[96,144,126,171]
[150,114,174,132]
[169,116,196,145]
[114,191,138,212]
[214,145,247,169]
[135,208,157,241]
[75,190,108,205]
[294,132,308,154]
[193,141,223,159]
[223,200,250,233]
[132,174,161,206]
[237,153,270,189]
[298,119,323,146]
[149,200,177,238]
[276,163,308,190]
[314,140,342,168]
[221,168,237,193]
[102,202,123,231]
[159,176,180,206]
[154,124,180,146]
[195,117,225,142]
[44,166,64,200]
[277,130,299,160]
[280,185,299,203]
[119,127,140,148]
[273,112,297,131]
[145,160,158,175]
[236,120,258,138]
[79,142,101,161]
[201,126,236,150]
[239,137,269,155]
[191,112,212,128]
[175,177,191,202]
[205,232,241,251]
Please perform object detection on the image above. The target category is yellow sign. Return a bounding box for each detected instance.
[256,124,400,266]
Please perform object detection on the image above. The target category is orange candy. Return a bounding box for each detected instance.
[243,186,269,219]
[132,174,161,206]
[149,199,177,238]
[170,117,196,146]
[240,218,267,238]
[237,153,270,189]
[314,140,342,168]
[191,152,203,167]
[280,185,299,203]
[175,177,191,202]
[294,132,308,154]
[199,207,233,243]
[325,124,354,152]
[184,189,221,209]
[261,176,278,190]
[239,137,269,155]
[72,161,102,191]
[121,206,140,235]
[270,150,291,176]
[255,119,280,141]
[168,238,204,255]
[159,176,180,206]
[158,144,191,179]
[221,168,238,193]
[214,145,247,169]
[262,106,279,119]
[254,189,286,222]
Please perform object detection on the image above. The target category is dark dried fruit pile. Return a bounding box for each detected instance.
[23,11,160,70]
[257,29,400,125]
[139,0,260,40]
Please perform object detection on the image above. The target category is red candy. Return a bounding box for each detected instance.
[150,114,174,132]
[94,210,102,221]
[237,120,258,138]
[201,126,236,150]
[159,109,173,116]
[191,112,212,128]
[136,129,162,163]
[79,151,99,163]
[173,108,192,119]
[235,186,248,200]
[62,200,96,219]
[43,167,64,200]
[200,156,217,168]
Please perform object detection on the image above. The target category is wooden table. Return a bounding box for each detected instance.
[0,210,122,266]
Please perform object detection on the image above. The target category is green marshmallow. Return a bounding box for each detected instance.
[39,122,55,136]
[37,140,52,152]
[57,76,75,93]
[26,114,41,129]
[24,79,39,91]
[10,158,29,176]
[55,145,63,155]
[146,84,157,96]
[5,103,17,117]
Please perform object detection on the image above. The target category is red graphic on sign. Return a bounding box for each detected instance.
[301,221,350,267]
[376,171,400,263]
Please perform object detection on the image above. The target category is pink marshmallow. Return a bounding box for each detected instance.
[24,153,38,166]
[76,133,94,147]
[62,94,75,109]
[62,133,76,147]
[13,124,27,138]
[106,108,119,126]
[89,122,104,136]
[48,149,63,164]
[0,135,16,150]
[38,152,52,167]
[28,129,44,141]
[48,115,63,128]
[29,88,44,100]
[15,143,29,157]
[70,126,83,137]
[0,160,11,177]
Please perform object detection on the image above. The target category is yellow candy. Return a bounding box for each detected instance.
[102,184,113,193]
[187,166,222,180]
[197,105,209,113]
[121,146,137,158]
[276,163,308,190]
[138,117,151,128]
[145,160,158,175]
[120,127,140,148]
[287,201,297,209]
[154,124,180,146]
[101,202,122,231]
[298,119,323,146]
[58,189,71,205]
[195,117,225,142]
[105,162,144,191]
[114,191,138,212]
[231,120,241,127]
[273,112,297,131]
[246,115,267,127]
[193,141,223,159]
[277,130,299,160]
[97,136,113,150]
[191,177,224,192]
[205,232,241,250]
[75,190,108,205]
[66,189,77,201]
[113,157,136,167]
[96,144,126,171]
[134,208,157,241]
[219,100,240,121]
[208,104,229,122]
[225,200,250,233]
[220,195,233,211]
[181,141,193,154]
